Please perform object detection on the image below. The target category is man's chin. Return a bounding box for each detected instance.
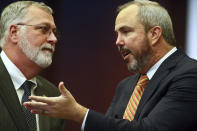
[33,55,52,68]
[127,61,140,73]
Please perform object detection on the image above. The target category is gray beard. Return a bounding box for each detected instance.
[18,33,54,68]
[127,39,153,73]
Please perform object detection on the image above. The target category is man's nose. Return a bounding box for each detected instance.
[116,34,124,46]
[47,31,58,45]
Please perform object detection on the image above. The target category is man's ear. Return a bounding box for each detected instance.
[148,26,162,46]
[9,24,20,44]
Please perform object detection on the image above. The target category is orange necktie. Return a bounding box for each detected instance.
[123,75,149,121]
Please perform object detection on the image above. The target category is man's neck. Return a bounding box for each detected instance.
[3,49,42,80]
[139,44,175,74]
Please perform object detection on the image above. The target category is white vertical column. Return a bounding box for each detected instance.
[186,0,197,60]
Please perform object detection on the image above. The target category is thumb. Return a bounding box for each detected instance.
[58,81,70,96]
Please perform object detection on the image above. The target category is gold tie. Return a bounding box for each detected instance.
[123,74,149,121]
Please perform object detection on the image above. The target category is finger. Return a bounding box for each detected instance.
[30,109,43,114]
[58,81,70,96]
[23,102,32,109]
[31,109,43,115]
[23,101,48,110]
[31,109,50,117]
[29,95,52,104]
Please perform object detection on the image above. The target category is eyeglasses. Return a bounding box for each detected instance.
[16,23,59,38]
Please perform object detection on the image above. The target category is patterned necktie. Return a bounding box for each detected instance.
[21,81,37,131]
[123,74,149,121]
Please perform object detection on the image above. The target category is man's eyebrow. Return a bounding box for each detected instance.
[115,26,132,32]
[39,22,56,29]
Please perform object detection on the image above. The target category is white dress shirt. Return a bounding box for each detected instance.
[81,47,177,130]
[146,47,177,80]
[1,51,40,131]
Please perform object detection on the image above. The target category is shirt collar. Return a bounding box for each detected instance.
[146,47,177,80]
[0,51,37,90]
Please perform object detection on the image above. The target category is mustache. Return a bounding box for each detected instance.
[120,46,131,55]
[40,43,55,53]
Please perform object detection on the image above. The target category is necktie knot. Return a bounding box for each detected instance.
[136,75,149,91]
[21,81,35,102]
[138,74,149,83]
[22,80,35,90]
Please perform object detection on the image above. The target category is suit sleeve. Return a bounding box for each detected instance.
[84,72,197,131]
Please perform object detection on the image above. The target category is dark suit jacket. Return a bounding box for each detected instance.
[0,57,65,131]
[85,49,197,131]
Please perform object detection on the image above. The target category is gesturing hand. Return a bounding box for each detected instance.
[24,81,88,123]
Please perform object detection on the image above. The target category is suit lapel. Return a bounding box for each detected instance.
[135,49,185,119]
[34,78,49,131]
[0,57,29,131]
[34,79,46,96]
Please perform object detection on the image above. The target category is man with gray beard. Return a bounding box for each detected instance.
[0,1,65,131]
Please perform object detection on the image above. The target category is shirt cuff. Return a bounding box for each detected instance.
[81,109,89,131]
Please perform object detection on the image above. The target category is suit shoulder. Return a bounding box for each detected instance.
[175,54,197,73]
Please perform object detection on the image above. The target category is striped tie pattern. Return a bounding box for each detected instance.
[123,75,149,121]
